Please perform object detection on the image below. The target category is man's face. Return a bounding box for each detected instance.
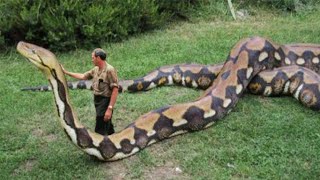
[91,52,98,65]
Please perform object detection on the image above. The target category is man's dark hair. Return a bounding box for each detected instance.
[93,48,107,60]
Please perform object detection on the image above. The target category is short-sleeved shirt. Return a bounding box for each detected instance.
[84,63,119,97]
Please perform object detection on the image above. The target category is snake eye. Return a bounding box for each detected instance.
[31,49,36,54]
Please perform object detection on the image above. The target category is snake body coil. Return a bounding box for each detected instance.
[17,37,320,161]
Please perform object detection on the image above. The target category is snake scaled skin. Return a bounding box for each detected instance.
[22,63,320,110]
[17,37,320,161]
[20,63,223,92]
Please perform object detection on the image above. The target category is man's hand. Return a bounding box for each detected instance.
[59,64,87,80]
[104,108,112,121]
[60,64,67,74]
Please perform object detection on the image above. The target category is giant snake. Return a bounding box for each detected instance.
[23,63,320,110]
[17,37,320,161]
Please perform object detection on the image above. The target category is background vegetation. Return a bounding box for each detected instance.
[1,1,320,179]
[1,0,319,51]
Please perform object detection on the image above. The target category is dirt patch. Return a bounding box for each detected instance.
[103,160,129,180]
[32,128,58,142]
[102,157,189,180]
[43,133,58,142]
[140,136,190,179]
[32,128,44,137]
[12,159,38,176]
[143,162,190,180]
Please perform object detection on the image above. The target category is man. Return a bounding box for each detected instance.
[61,48,118,135]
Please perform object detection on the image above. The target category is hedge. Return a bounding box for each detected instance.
[0,0,201,51]
[0,0,319,51]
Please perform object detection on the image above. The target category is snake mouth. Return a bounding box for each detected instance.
[17,41,45,68]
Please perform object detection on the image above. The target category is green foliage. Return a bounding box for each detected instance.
[0,0,319,51]
[0,31,4,50]
[0,1,27,50]
[239,0,320,12]
[156,0,199,20]
[0,0,197,51]
[192,0,229,20]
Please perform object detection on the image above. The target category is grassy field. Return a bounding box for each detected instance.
[1,9,320,179]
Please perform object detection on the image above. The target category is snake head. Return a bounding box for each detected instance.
[17,41,60,74]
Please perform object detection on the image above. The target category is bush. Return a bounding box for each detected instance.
[0,30,4,50]
[239,0,320,12]
[1,0,319,51]
[0,0,199,51]
[156,0,200,20]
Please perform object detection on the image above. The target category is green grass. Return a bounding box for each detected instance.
[1,9,320,179]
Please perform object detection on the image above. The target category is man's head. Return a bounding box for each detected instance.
[92,48,107,60]
[91,48,107,66]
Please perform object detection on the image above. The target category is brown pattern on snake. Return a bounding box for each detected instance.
[17,36,320,161]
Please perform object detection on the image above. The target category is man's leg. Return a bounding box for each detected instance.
[105,120,115,135]
[94,95,109,135]
[95,116,107,135]
[93,95,116,135]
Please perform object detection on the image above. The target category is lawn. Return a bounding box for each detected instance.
[1,9,320,179]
